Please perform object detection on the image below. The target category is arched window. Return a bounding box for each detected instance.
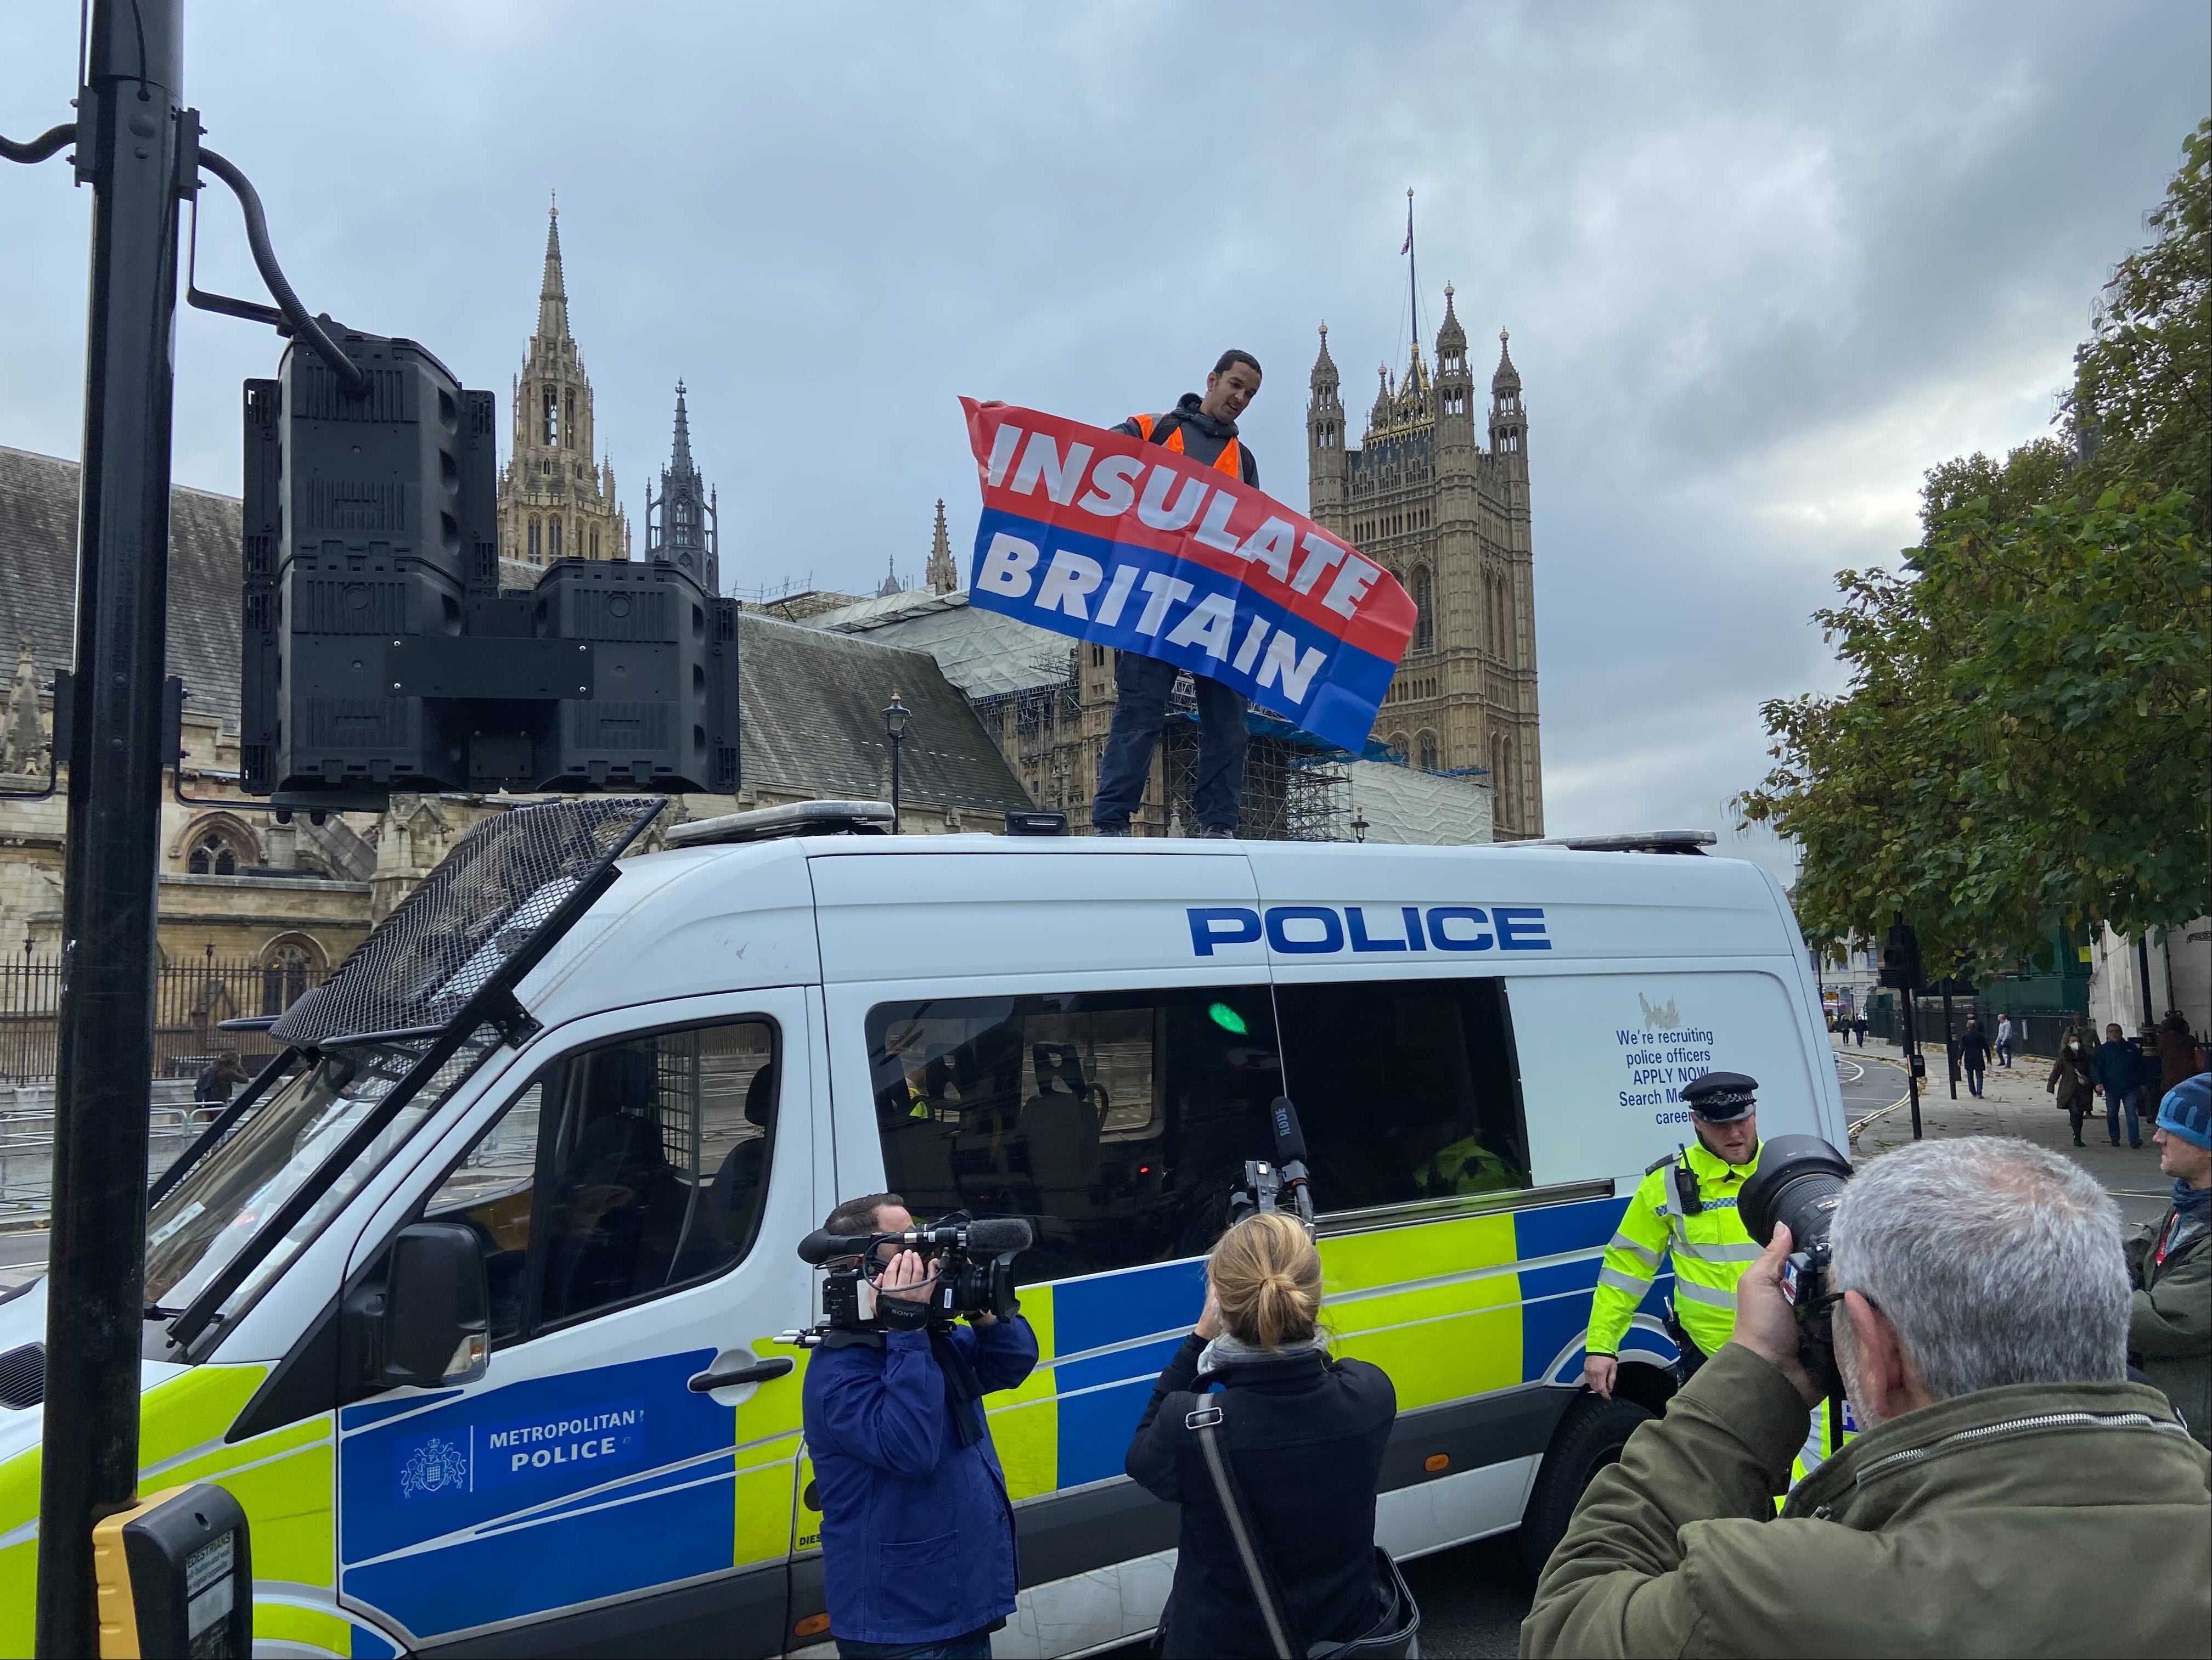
[1416,731,1439,772]
[258,936,325,1017]
[185,820,254,876]
[542,386,559,447]
[548,516,562,559]
[565,389,576,447]
[1411,566,1434,652]
[528,517,541,562]
[589,526,600,559]
[1386,731,1411,765]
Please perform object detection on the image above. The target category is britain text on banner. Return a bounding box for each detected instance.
[960,399,1415,753]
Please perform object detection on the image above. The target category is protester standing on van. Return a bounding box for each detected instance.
[2130,1074,2212,1449]
[1584,1072,1764,1394]
[2049,1028,2097,1147]
[1127,1211,1403,1659]
[801,1194,1040,1660]
[1090,351,1263,841]
[2094,1022,2147,1148]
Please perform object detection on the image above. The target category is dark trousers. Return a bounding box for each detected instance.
[1965,1061,1985,1097]
[1090,653,1248,834]
[2107,1088,2142,1146]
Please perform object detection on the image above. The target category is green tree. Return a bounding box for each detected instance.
[2069,118,2210,527]
[1740,123,2212,973]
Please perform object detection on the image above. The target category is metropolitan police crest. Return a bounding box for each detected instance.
[399,1434,469,1499]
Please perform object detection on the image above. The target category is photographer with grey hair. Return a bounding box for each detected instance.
[1523,1136,2212,1659]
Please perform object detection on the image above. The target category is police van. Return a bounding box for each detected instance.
[0,798,1844,1658]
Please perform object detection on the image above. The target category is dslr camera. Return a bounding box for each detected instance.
[786,1211,1031,1347]
[1741,1135,1855,1396]
[1228,1097,1316,1232]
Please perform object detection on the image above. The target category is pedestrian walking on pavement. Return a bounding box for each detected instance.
[2158,1011,2200,1101]
[1852,1012,1868,1047]
[2093,1022,2147,1149]
[2128,1073,2212,1449]
[1995,1014,2015,1068]
[2049,1029,2097,1147]
[1958,1018,1991,1099]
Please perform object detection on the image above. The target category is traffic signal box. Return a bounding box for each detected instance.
[91,1483,251,1658]
[241,328,738,802]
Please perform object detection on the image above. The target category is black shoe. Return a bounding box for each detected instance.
[2074,1135,2085,1146]
[2131,1143,2143,1150]
[1195,826,1236,840]
[1094,825,1132,837]
[2110,1140,2123,1146]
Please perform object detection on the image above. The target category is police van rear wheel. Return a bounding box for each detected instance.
[1517,1393,1655,1580]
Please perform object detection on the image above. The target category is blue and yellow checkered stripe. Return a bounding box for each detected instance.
[983,1193,1641,1498]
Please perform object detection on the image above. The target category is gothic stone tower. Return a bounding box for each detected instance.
[497,200,632,569]
[646,382,718,592]
[1307,287,1544,837]
[925,498,959,595]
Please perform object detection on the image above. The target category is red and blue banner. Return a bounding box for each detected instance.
[962,400,1413,753]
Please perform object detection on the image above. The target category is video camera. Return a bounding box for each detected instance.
[1228,1097,1316,1233]
[1741,1135,1855,1397]
[783,1212,1031,1347]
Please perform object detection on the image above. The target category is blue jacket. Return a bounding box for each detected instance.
[2093,1039,2145,1094]
[801,1316,1039,1645]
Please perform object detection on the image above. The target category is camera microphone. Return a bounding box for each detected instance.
[1268,1097,1308,1167]
[959,1216,1034,1254]
[796,1228,865,1267]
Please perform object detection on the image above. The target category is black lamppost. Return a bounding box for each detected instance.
[1351,808,1369,843]
[883,689,911,829]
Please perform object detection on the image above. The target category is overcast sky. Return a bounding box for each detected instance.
[3,3,2204,868]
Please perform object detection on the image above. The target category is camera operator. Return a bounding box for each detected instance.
[1522,1137,2212,1659]
[801,1194,1039,1660]
[1125,1212,1405,1659]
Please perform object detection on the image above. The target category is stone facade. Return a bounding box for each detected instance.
[497,202,632,570]
[1307,289,1544,838]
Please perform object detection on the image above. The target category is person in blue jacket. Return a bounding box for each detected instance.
[801,1193,1040,1660]
[2093,1022,2149,1149]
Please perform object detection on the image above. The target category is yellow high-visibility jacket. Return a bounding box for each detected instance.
[1587,1138,1763,1358]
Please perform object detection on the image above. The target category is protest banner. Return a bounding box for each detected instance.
[960,399,1414,753]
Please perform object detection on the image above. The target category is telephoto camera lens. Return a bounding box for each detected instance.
[1740,1135,1853,1254]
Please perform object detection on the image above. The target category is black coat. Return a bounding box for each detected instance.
[1126,1334,1395,1658]
[1957,1029,1991,1067]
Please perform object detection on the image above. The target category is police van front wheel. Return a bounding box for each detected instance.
[1517,1393,1655,1581]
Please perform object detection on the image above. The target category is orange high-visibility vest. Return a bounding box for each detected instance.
[1132,412,1244,480]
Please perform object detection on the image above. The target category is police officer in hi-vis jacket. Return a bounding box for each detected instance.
[1585,1071,1764,1396]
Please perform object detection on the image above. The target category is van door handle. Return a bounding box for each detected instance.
[688,1357,796,1393]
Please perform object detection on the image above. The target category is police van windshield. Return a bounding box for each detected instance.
[145,1032,498,1318]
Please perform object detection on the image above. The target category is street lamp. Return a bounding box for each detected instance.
[882,689,911,830]
[1352,808,1369,843]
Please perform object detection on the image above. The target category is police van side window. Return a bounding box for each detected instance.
[1274,977,1528,1211]
[866,987,1279,1283]
[424,1017,779,1344]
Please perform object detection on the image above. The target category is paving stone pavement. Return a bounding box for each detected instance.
[1843,1035,2176,1228]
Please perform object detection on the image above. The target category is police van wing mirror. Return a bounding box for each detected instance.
[366,1222,491,1391]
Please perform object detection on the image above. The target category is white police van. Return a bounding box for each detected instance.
[0,798,1844,1657]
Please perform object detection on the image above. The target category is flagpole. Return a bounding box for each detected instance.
[1406,188,1419,354]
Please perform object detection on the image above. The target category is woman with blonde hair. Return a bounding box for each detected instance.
[1127,1211,1406,1658]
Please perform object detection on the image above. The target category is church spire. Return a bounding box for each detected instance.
[925,498,958,594]
[671,380,694,471]
[537,196,570,341]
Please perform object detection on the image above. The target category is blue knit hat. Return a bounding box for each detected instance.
[2157,1073,2212,1151]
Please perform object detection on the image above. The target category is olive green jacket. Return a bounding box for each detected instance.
[2130,1202,2212,1448]
[1522,1344,2211,1659]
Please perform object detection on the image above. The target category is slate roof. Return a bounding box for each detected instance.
[739,612,1032,813]
[0,445,244,727]
[813,588,1076,699]
[1,446,1033,818]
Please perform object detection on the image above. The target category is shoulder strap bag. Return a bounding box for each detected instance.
[1184,1394,1420,1660]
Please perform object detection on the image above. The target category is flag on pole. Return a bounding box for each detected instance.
[1400,201,1414,255]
